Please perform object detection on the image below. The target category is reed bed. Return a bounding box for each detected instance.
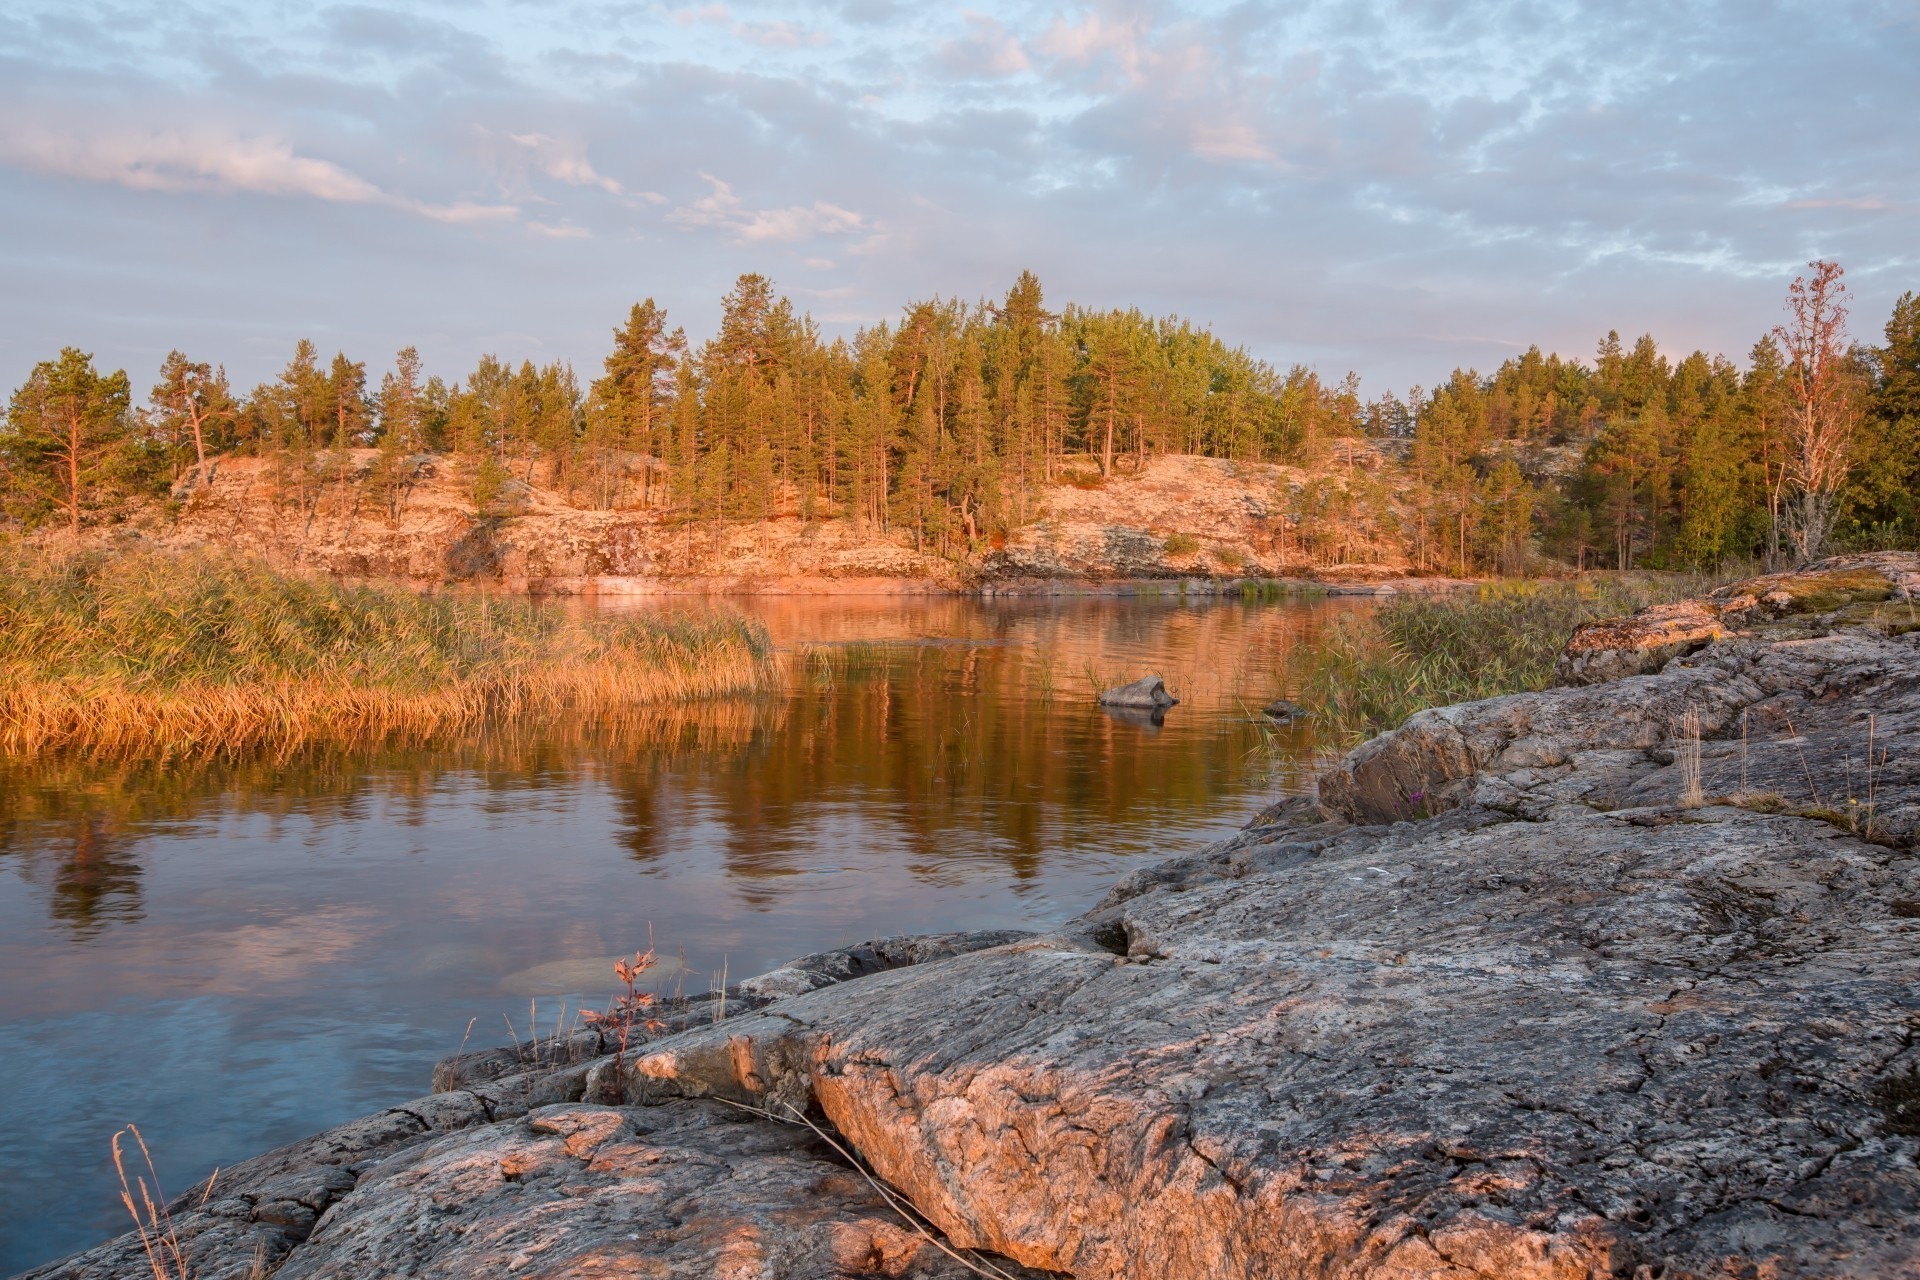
[0,545,775,755]
[791,639,896,689]
[1289,574,1719,746]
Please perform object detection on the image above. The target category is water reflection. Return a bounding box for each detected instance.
[0,592,1358,1274]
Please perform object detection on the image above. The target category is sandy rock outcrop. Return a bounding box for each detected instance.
[130,450,1428,592]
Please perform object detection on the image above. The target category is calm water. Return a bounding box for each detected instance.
[0,592,1360,1274]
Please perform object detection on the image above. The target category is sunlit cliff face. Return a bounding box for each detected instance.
[1,1,1913,393]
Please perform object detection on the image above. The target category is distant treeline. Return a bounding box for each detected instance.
[2,266,1915,573]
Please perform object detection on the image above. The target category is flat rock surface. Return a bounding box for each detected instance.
[273,1101,1050,1280]
[624,803,1920,1278]
[611,567,1920,1279]
[23,560,1920,1279]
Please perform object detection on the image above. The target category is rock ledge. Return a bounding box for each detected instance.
[22,557,1920,1280]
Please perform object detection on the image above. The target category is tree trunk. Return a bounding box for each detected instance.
[66,407,82,535]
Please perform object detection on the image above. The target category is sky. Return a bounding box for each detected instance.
[1,0,1916,400]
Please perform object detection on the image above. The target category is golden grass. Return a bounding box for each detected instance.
[0,544,776,755]
[111,1124,199,1280]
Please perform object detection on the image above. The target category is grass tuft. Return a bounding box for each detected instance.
[1287,574,1719,745]
[0,543,775,755]
[111,1124,199,1280]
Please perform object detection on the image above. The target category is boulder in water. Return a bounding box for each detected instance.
[1097,675,1178,709]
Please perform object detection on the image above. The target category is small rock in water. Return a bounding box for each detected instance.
[1097,675,1178,708]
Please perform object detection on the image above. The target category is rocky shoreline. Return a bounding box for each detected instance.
[21,556,1920,1280]
[114,452,1427,596]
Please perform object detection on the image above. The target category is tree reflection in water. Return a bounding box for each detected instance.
[0,593,1356,933]
[0,592,1363,1276]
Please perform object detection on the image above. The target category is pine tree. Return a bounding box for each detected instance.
[371,347,428,524]
[325,351,370,521]
[588,301,685,509]
[3,348,141,533]
[150,351,235,489]
[1844,291,1920,544]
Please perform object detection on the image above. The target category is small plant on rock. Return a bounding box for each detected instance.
[112,1124,199,1280]
[582,949,662,1104]
[1676,706,1704,808]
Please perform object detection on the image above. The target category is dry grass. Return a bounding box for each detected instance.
[0,544,775,755]
[792,640,894,691]
[1676,706,1704,808]
[111,1124,201,1280]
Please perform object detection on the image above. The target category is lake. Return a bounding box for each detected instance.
[0,590,1364,1274]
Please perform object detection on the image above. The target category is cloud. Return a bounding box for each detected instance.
[1782,196,1898,212]
[502,131,626,196]
[0,119,518,224]
[1,0,1916,399]
[1036,9,1155,84]
[670,3,827,49]
[1189,122,1275,164]
[667,173,869,244]
[735,20,829,49]
[934,12,1030,79]
[0,122,385,201]
[411,199,521,225]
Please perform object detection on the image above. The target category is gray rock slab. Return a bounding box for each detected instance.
[1095,675,1178,708]
[616,806,1920,1279]
[273,1101,1049,1280]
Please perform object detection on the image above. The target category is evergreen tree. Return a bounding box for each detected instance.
[1844,291,1920,544]
[587,301,684,509]
[150,351,235,487]
[3,348,142,533]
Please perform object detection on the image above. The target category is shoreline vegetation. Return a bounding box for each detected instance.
[0,536,1735,759]
[0,544,775,756]
[2,264,1915,581]
[1286,573,1716,745]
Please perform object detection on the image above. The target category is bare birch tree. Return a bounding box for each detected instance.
[1773,260,1855,562]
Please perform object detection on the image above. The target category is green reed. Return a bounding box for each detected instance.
[0,542,775,754]
[1289,574,1719,746]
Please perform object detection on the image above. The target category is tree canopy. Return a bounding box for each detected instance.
[3,267,1915,571]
